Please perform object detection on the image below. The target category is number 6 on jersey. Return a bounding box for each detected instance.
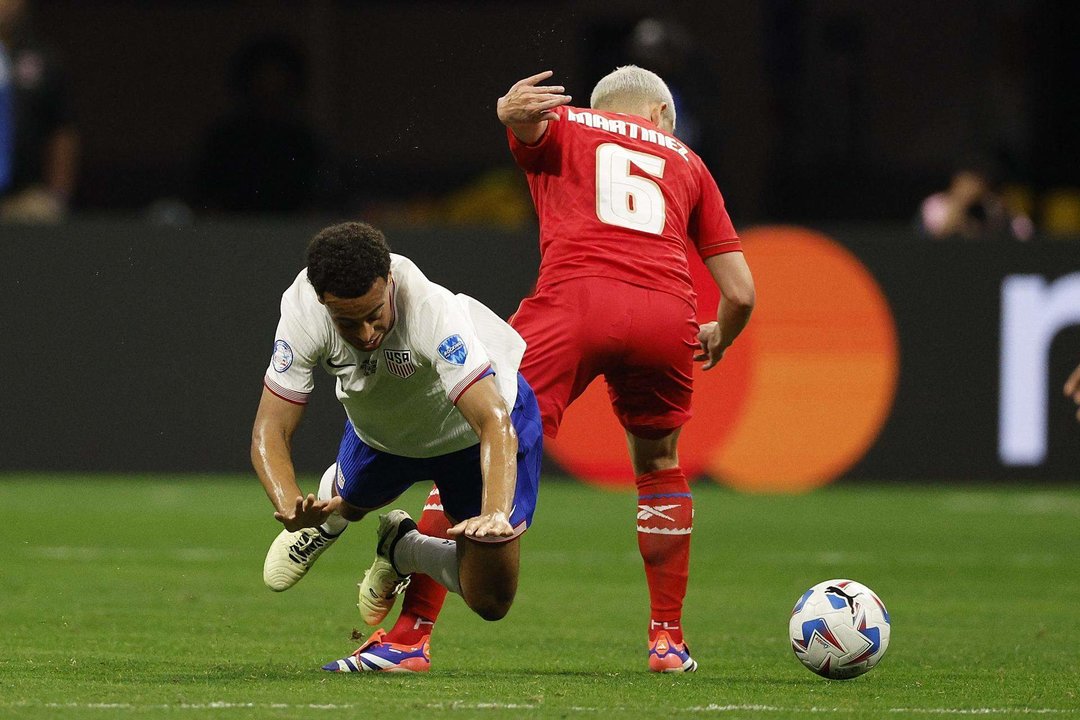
[595,143,667,236]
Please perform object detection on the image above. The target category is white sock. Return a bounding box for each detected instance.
[393,531,461,595]
[317,464,348,536]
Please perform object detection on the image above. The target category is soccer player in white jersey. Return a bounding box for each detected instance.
[252,221,543,672]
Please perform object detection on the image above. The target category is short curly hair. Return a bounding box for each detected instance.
[305,222,391,298]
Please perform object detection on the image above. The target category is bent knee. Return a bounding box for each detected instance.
[467,591,515,621]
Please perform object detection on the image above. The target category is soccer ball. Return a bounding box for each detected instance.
[789,579,891,679]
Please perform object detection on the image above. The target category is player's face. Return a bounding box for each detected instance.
[321,276,393,352]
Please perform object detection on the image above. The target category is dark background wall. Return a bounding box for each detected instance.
[3,2,1078,482]
[25,0,1079,220]
[1,219,541,474]
[2,220,1078,480]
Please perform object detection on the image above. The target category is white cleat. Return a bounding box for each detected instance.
[356,510,417,625]
[357,558,412,626]
[263,526,340,592]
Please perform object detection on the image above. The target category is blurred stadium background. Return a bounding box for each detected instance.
[3,3,1080,716]
[2,0,1077,485]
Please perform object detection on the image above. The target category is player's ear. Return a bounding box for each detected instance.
[652,102,673,132]
[650,102,666,127]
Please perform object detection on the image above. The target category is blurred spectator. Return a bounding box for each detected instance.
[918,162,1034,241]
[0,24,12,193]
[1066,362,1080,423]
[196,36,338,214]
[0,0,79,223]
[624,18,724,177]
[1040,188,1080,237]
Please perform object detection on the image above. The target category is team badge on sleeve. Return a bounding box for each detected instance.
[272,339,294,372]
[438,335,468,365]
[383,349,416,379]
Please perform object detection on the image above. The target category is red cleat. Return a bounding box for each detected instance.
[648,630,698,673]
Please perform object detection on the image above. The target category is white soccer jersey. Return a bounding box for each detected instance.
[263,254,526,457]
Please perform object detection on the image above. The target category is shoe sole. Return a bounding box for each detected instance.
[650,658,698,673]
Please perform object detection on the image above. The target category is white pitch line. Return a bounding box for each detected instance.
[5,701,1077,715]
[890,710,1077,716]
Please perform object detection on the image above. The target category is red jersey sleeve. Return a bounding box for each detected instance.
[689,159,741,258]
[505,106,566,174]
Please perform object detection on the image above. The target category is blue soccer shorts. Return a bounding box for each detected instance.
[334,373,542,542]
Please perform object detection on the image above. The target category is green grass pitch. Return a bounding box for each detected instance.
[1,475,1078,719]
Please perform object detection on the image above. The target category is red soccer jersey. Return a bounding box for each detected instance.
[507,105,740,302]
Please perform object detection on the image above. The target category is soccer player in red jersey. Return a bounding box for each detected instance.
[491,67,755,672]
[289,66,754,673]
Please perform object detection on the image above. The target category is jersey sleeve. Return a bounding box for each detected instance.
[263,293,322,405]
[505,105,566,174]
[688,160,742,259]
[415,294,494,404]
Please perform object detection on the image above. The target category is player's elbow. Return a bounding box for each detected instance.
[726,281,756,317]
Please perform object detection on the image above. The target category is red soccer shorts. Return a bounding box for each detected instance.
[510,276,698,439]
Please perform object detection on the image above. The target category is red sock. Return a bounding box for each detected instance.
[636,467,692,645]
[385,486,450,645]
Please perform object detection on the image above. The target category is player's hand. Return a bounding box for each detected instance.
[274,493,343,532]
[694,321,726,371]
[497,70,572,128]
[447,511,514,539]
[1065,363,1080,422]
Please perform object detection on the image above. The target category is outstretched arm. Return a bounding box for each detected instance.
[450,375,518,539]
[496,70,572,145]
[695,252,755,371]
[251,386,341,530]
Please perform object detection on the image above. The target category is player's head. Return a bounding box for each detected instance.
[306,221,394,352]
[590,65,676,133]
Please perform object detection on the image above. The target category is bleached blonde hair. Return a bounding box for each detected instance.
[589,65,676,131]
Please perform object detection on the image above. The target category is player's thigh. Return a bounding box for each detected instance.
[512,283,605,436]
[606,292,698,437]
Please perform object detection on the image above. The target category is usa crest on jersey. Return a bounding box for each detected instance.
[383,349,416,379]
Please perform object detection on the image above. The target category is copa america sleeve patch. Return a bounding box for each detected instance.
[437,335,468,365]
[272,339,294,372]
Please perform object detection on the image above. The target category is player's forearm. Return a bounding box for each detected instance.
[506,120,548,146]
[706,251,755,349]
[716,296,753,351]
[250,428,303,515]
[477,420,518,516]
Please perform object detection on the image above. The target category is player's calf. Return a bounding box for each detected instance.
[456,537,519,621]
[380,509,521,622]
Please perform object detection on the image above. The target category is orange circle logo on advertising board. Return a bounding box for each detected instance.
[545,226,900,492]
